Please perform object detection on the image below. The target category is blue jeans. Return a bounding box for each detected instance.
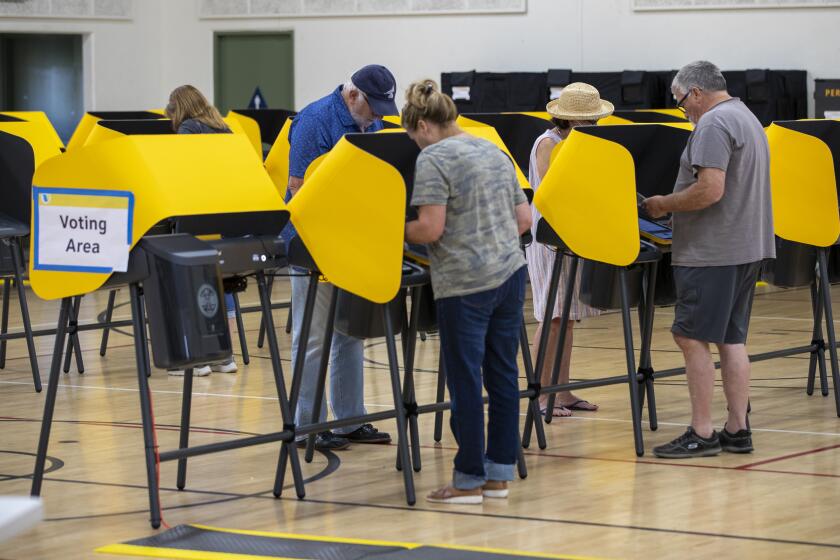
[224,293,236,320]
[290,272,366,436]
[436,267,526,489]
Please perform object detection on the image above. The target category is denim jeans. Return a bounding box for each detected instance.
[290,272,366,436]
[436,266,526,489]
[224,293,236,320]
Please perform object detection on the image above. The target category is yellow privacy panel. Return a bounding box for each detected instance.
[31,134,284,300]
[0,112,64,168]
[288,135,406,303]
[766,122,840,247]
[383,115,402,127]
[82,122,127,147]
[66,113,100,151]
[457,121,529,189]
[534,129,639,266]
[264,117,293,198]
[225,111,262,156]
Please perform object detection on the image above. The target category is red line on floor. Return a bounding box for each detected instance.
[734,443,840,470]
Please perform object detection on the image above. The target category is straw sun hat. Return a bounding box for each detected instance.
[546,82,614,121]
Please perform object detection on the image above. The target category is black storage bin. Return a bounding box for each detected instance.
[827,244,840,284]
[654,252,676,306]
[760,237,816,288]
[0,241,15,276]
[415,283,437,333]
[334,289,403,340]
[140,234,231,370]
[580,261,644,311]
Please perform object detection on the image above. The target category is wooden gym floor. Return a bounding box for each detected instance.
[2,280,840,559]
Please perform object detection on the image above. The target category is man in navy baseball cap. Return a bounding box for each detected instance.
[280,64,399,451]
[351,64,399,117]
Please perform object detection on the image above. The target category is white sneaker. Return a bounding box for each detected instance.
[211,360,238,374]
[168,365,211,377]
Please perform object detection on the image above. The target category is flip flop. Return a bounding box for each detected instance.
[562,399,598,412]
[540,405,573,418]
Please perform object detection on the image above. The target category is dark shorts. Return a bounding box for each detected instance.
[671,261,761,345]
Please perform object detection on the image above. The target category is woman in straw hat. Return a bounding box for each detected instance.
[525,82,614,417]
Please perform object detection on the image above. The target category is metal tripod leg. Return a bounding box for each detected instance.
[232,291,250,365]
[99,289,117,357]
[30,297,72,497]
[545,256,579,424]
[11,238,41,390]
[304,287,338,464]
[258,274,275,349]
[619,269,645,457]
[519,315,546,451]
[522,250,563,449]
[176,367,194,490]
[0,278,9,370]
[396,287,422,473]
[637,261,659,431]
[806,278,829,397]
[129,284,162,528]
[62,295,84,374]
[817,249,840,416]
[382,305,416,505]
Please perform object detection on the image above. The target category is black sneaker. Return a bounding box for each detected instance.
[653,427,721,459]
[295,431,350,451]
[720,426,753,453]
[344,424,392,444]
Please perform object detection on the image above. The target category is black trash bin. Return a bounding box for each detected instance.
[761,237,816,288]
[654,252,676,306]
[333,260,430,339]
[140,234,232,370]
[334,289,403,340]
[579,243,659,311]
[827,244,840,284]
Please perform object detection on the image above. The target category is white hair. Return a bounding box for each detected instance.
[343,81,360,94]
[672,61,727,93]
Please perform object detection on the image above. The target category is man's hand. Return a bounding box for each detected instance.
[642,195,669,219]
[287,176,304,198]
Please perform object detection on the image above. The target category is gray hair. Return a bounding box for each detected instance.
[672,61,727,93]
[343,81,359,94]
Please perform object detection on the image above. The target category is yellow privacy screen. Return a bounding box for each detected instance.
[600,110,690,126]
[289,133,418,303]
[766,120,840,247]
[66,111,166,151]
[534,124,690,266]
[31,134,285,300]
[457,116,530,189]
[264,117,294,198]
[0,112,63,169]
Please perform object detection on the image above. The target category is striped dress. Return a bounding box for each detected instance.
[525,129,601,322]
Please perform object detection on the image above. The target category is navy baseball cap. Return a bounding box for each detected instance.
[351,64,399,117]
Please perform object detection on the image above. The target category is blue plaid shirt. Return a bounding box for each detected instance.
[281,86,384,244]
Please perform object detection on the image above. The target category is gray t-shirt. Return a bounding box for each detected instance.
[411,135,527,300]
[671,98,775,267]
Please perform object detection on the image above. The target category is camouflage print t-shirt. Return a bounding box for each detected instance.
[411,134,527,300]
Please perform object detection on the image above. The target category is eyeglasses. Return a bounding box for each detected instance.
[675,90,691,113]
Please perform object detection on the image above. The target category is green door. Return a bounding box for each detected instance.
[214,32,294,113]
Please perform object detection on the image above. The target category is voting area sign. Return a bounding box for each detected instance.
[32,187,134,274]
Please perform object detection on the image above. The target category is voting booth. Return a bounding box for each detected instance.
[0,112,64,391]
[28,132,304,529]
[227,108,296,159]
[521,123,691,456]
[766,119,840,409]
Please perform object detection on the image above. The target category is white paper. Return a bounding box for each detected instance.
[451,86,471,101]
[549,86,565,100]
[34,190,132,273]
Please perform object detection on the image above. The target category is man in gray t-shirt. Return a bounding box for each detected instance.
[643,61,774,459]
